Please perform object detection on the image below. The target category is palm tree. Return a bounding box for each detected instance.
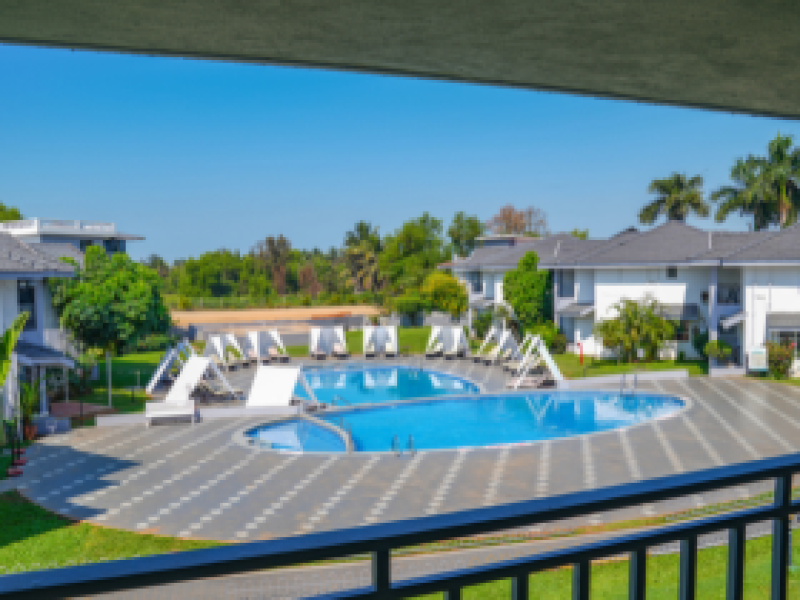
[639,173,709,225]
[712,133,800,229]
[345,242,382,293]
[710,156,775,230]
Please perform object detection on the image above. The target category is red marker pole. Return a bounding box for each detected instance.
[578,342,584,366]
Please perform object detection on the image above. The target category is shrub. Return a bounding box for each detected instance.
[692,329,709,359]
[678,350,686,362]
[125,333,177,354]
[473,310,494,340]
[704,340,732,362]
[767,341,795,379]
[529,321,560,349]
[550,333,568,354]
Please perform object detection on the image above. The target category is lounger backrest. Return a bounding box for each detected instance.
[165,356,210,406]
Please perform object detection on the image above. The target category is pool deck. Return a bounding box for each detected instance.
[15,358,800,547]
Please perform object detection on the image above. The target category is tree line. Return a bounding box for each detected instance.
[140,206,557,312]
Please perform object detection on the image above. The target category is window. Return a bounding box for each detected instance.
[17,280,36,331]
[103,239,125,253]
[673,320,690,342]
[79,239,93,252]
[666,266,678,279]
[558,270,575,298]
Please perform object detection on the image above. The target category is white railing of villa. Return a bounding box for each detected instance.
[0,219,115,234]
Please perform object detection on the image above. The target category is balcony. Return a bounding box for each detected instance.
[0,219,116,236]
[3,452,797,598]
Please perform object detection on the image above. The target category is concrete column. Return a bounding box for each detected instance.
[553,270,560,330]
[63,365,69,404]
[708,267,719,367]
[39,366,48,416]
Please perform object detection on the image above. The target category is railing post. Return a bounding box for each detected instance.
[727,524,745,600]
[771,473,792,600]
[572,560,590,600]
[443,585,462,599]
[629,548,647,599]
[372,549,390,594]
[511,573,529,599]
[679,536,697,600]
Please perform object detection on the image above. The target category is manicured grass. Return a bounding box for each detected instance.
[0,491,220,574]
[412,532,800,599]
[553,353,708,379]
[2,485,797,596]
[289,326,434,357]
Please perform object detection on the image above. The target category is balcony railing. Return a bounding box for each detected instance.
[0,219,115,234]
[0,451,797,598]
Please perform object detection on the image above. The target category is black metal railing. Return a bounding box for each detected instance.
[1,452,798,599]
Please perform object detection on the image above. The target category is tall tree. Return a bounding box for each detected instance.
[298,263,322,298]
[250,235,291,295]
[380,212,447,294]
[485,205,549,236]
[420,272,468,318]
[344,221,383,293]
[502,251,553,332]
[639,173,708,224]
[448,212,484,257]
[344,221,381,252]
[0,203,22,222]
[49,247,171,353]
[711,133,800,229]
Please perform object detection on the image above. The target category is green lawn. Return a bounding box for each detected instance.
[0,488,798,597]
[413,532,800,598]
[0,491,219,575]
[553,353,709,379]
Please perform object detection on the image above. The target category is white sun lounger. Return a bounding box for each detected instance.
[246,365,318,408]
[145,356,208,426]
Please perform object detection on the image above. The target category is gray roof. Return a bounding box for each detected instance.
[766,313,800,329]
[0,234,75,275]
[30,243,84,266]
[15,340,74,366]
[452,233,596,270]
[559,303,595,318]
[450,221,800,271]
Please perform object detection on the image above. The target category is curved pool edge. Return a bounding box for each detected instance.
[232,388,694,455]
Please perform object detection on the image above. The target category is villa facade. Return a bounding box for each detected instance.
[447,221,800,372]
[0,219,144,417]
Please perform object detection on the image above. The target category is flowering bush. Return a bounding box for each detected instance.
[766,341,795,379]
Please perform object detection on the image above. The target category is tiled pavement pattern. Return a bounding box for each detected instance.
[12,357,800,597]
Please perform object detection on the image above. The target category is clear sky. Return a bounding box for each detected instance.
[1,43,799,262]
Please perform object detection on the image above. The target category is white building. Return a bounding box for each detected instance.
[446,221,800,372]
[0,219,145,418]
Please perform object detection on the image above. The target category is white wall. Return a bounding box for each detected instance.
[744,266,800,359]
[577,266,710,358]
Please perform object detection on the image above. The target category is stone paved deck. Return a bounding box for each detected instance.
[12,359,800,597]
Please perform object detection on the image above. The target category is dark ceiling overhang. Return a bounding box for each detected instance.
[1,1,799,119]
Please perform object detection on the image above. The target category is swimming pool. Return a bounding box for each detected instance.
[296,365,480,406]
[245,391,685,452]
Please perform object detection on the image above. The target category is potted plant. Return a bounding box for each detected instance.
[20,377,40,441]
[704,340,733,366]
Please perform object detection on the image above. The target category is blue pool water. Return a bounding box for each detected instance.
[295,365,479,406]
[248,419,347,452]
[245,391,685,452]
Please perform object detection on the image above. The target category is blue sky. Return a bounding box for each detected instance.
[1,44,799,262]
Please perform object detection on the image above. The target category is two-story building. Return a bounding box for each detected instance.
[0,219,145,419]
[446,221,800,373]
